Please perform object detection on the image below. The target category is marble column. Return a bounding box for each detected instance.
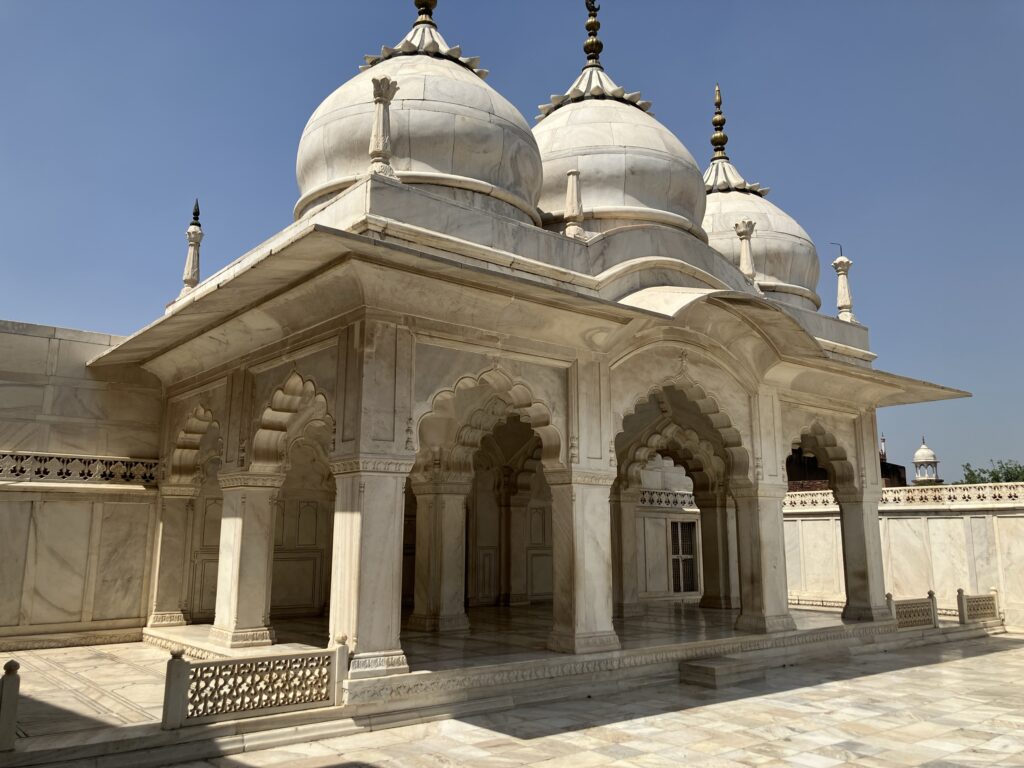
[611,487,643,618]
[328,458,411,679]
[507,492,531,605]
[148,487,195,627]
[208,472,283,648]
[696,488,738,610]
[547,471,621,653]
[733,483,797,633]
[407,479,471,632]
[835,488,891,621]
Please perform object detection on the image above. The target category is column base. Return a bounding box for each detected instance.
[147,611,187,628]
[734,612,797,634]
[207,625,275,648]
[613,601,645,619]
[348,650,410,679]
[507,593,530,606]
[842,603,896,623]
[405,612,470,633]
[699,595,739,610]
[547,629,620,654]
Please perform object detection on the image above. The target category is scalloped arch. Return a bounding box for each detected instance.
[792,422,857,491]
[250,371,335,473]
[167,406,220,486]
[415,366,563,480]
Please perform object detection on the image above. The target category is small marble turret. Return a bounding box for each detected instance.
[564,169,585,240]
[832,252,856,323]
[369,76,400,178]
[734,219,756,280]
[179,199,203,299]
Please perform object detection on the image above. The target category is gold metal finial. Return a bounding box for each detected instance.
[711,83,729,161]
[414,0,437,27]
[583,0,604,69]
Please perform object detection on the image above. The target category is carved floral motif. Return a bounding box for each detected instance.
[0,452,158,486]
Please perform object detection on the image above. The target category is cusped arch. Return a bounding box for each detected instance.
[618,379,751,488]
[792,422,858,492]
[167,406,221,487]
[250,371,335,473]
[621,425,724,494]
[415,366,563,481]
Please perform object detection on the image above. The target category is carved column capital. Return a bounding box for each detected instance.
[217,471,286,490]
[329,455,415,477]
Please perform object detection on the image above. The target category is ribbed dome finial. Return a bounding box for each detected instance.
[191,198,201,227]
[414,0,437,27]
[711,83,729,161]
[584,1,604,69]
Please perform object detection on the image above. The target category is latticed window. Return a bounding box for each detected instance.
[670,520,698,593]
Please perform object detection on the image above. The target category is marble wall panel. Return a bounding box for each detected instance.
[783,519,802,593]
[971,516,1000,594]
[92,503,151,621]
[928,517,969,606]
[54,339,115,378]
[643,517,669,594]
[0,421,46,452]
[801,519,840,596]
[271,557,318,610]
[0,333,50,375]
[0,502,31,626]
[884,517,931,598]
[28,501,92,624]
[45,423,104,456]
[529,551,553,597]
[997,516,1024,611]
[0,383,45,419]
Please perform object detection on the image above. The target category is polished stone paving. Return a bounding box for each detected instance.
[171,634,1024,768]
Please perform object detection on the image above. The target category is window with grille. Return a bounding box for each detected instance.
[670,520,698,593]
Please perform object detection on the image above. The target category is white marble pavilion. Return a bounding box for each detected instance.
[0,0,967,692]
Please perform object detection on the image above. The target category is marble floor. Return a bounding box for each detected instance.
[9,605,844,741]
[171,633,1024,767]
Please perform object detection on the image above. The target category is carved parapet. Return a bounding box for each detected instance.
[0,451,159,487]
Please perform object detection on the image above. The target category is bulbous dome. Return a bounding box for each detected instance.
[295,5,542,223]
[913,439,938,464]
[700,88,821,310]
[534,94,707,239]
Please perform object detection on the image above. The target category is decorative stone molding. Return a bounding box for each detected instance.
[545,469,616,487]
[159,484,199,498]
[638,488,696,509]
[147,611,187,628]
[217,472,285,490]
[329,457,416,476]
[348,650,410,680]
[0,452,158,486]
[207,625,276,648]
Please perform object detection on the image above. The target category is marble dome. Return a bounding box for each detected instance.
[701,88,821,311]
[294,3,542,223]
[532,12,706,240]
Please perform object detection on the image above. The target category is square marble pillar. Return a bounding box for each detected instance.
[148,488,194,627]
[328,458,411,679]
[733,483,796,634]
[547,472,620,654]
[835,489,892,621]
[407,481,471,632]
[208,473,283,648]
[611,489,644,618]
[696,489,738,610]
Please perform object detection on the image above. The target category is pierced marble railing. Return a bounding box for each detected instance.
[638,488,696,509]
[162,646,346,729]
[957,588,1002,624]
[784,482,1024,512]
[886,591,939,630]
[0,451,158,486]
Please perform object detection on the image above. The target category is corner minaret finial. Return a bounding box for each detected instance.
[584,1,604,69]
[414,0,437,27]
[711,83,729,161]
[179,199,203,299]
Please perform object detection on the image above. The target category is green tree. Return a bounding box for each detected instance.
[959,460,1024,484]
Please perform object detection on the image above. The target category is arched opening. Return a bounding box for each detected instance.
[612,382,749,635]
[401,367,566,660]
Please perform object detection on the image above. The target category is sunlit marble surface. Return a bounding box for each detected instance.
[171,633,1024,767]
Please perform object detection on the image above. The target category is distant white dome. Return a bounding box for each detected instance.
[700,86,821,310]
[295,5,542,223]
[913,439,937,464]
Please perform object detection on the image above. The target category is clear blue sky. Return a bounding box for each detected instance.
[1,1,1021,479]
